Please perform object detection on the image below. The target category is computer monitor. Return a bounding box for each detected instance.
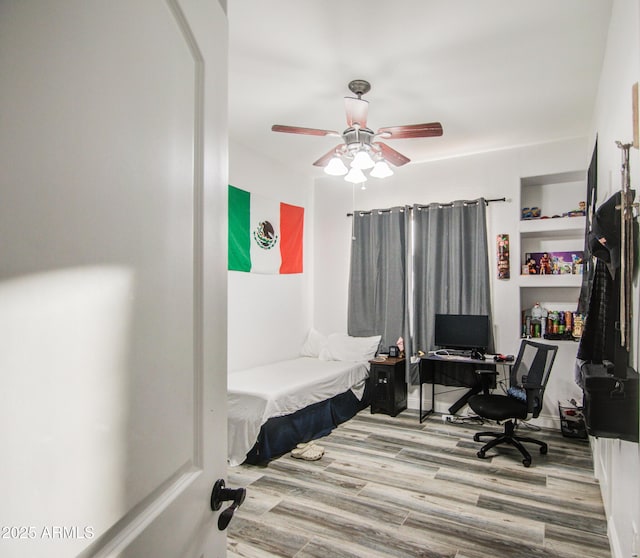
[434,313,490,353]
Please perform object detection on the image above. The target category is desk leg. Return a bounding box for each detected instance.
[448,384,482,415]
[447,371,495,415]
[419,381,435,423]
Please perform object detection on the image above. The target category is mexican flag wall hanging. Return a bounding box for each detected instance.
[228,185,304,274]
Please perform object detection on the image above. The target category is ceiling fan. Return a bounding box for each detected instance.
[271,79,443,181]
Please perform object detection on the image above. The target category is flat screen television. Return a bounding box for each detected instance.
[434,313,490,353]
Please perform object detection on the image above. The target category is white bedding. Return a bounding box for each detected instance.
[227,357,370,466]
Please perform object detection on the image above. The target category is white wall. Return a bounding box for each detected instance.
[588,1,640,557]
[313,137,588,417]
[228,139,314,371]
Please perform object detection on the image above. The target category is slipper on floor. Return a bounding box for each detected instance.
[291,440,324,456]
[291,443,320,457]
[291,444,324,460]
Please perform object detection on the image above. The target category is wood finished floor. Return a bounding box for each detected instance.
[227,409,610,558]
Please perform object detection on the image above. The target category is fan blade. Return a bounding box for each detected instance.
[376,122,443,139]
[344,97,369,128]
[312,145,344,167]
[373,142,411,166]
[272,124,340,137]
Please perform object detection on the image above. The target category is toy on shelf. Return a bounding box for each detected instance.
[521,303,585,340]
[521,200,586,220]
[522,251,584,275]
[567,201,587,217]
[521,207,541,220]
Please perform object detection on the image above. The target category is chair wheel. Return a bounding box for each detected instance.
[477,450,486,459]
[522,458,531,467]
[540,446,548,455]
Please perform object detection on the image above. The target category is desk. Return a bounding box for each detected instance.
[419,354,505,423]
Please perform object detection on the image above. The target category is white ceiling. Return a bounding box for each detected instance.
[228,0,613,179]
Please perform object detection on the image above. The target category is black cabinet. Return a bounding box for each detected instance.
[580,363,638,443]
[370,357,407,416]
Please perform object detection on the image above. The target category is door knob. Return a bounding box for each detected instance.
[210,479,246,531]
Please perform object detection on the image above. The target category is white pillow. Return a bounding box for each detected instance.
[300,328,328,358]
[319,333,381,362]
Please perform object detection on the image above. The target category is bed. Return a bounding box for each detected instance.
[227,331,380,466]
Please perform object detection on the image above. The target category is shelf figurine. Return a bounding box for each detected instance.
[568,201,587,217]
[539,252,552,275]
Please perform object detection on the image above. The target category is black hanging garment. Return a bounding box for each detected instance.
[577,191,638,443]
[577,192,624,365]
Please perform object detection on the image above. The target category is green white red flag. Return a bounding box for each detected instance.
[228,185,304,274]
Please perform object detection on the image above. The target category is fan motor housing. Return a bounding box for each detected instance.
[343,126,374,152]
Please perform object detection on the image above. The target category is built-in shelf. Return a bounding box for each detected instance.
[519,216,586,238]
[518,170,586,343]
[520,169,585,187]
[517,171,586,418]
[519,274,583,288]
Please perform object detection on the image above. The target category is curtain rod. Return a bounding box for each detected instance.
[346,197,507,217]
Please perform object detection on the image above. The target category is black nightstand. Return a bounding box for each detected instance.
[369,357,407,416]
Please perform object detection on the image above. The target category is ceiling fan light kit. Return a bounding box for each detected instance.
[351,149,375,170]
[324,155,348,176]
[370,159,394,179]
[271,80,443,182]
[344,166,368,184]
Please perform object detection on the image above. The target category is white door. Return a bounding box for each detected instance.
[0,1,230,557]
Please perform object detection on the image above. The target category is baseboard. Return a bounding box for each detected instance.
[608,516,623,558]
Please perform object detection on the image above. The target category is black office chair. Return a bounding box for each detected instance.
[468,339,558,467]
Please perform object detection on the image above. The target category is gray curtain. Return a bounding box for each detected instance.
[347,206,409,351]
[412,199,494,360]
